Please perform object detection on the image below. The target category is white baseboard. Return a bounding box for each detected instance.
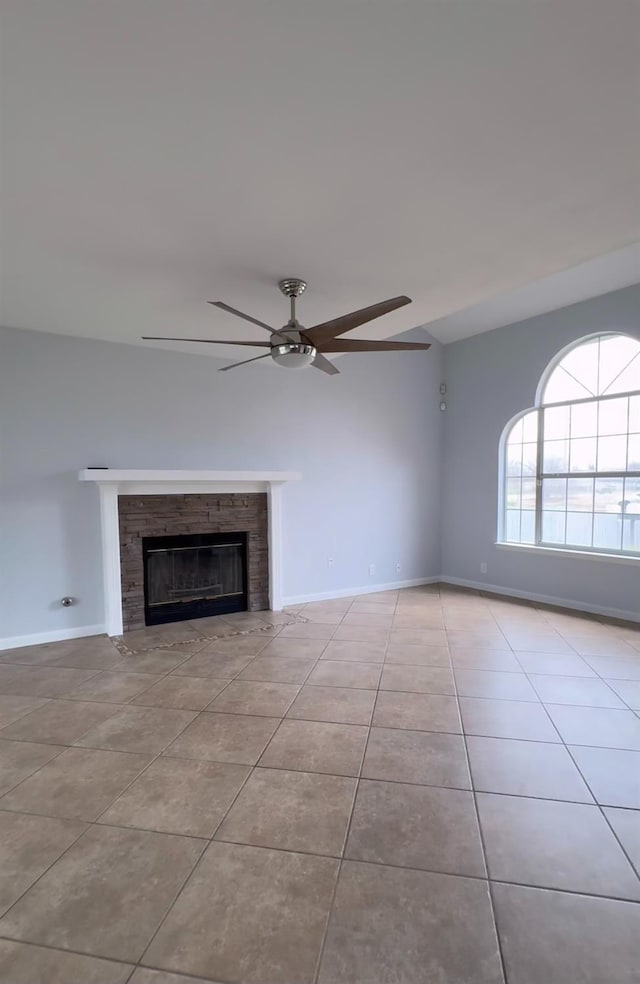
[281,577,440,607]
[439,576,640,624]
[2,571,636,650]
[0,623,107,652]
[0,580,439,648]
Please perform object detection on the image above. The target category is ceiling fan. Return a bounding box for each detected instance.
[143,279,430,375]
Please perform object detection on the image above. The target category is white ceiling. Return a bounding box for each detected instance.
[427,241,640,344]
[1,0,639,361]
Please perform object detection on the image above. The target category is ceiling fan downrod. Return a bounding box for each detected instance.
[278,278,307,327]
[274,278,314,367]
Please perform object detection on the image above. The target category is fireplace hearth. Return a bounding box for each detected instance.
[143,531,248,626]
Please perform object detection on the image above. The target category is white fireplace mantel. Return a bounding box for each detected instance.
[79,469,301,636]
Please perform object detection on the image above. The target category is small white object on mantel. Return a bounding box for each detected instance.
[79,469,302,637]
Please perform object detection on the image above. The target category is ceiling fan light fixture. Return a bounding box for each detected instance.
[271,342,317,369]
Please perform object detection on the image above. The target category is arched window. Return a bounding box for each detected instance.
[501,333,640,556]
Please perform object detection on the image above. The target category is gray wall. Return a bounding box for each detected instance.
[441,284,640,619]
[3,283,638,643]
[0,326,443,641]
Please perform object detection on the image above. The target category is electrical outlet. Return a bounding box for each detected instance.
[328,557,334,568]
[369,563,376,577]
[395,563,401,573]
[480,562,487,574]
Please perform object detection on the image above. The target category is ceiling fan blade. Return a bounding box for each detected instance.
[209,301,275,334]
[142,337,270,347]
[317,338,431,353]
[305,295,412,344]
[312,352,340,375]
[219,353,273,372]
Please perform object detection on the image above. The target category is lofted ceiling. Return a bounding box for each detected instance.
[1,0,639,362]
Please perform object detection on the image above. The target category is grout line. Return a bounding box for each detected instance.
[0,817,91,923]
[114,685,268,971]
[0,770,627,822]
[563,742,640,884]
[133,835,210,969]
[0,937,141,975]
[2,709,638,764]
[510,650,640,891]
[134,818,235,969]
[133,656,329,971]
[0,743,69,799]
[181,837,640,907]
[452,653,509,983]
[310,597,394,983]
[134,958,230,983]
[1,842,640,962]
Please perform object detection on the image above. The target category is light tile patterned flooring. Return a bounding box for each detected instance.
[0,586,639,982]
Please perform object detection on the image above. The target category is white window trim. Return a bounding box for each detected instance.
[496,542,640,566]
[497,331,640,560]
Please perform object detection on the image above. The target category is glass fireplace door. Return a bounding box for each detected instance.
[142,532,248,625]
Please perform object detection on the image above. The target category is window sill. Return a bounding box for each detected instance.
[496,542,640,566]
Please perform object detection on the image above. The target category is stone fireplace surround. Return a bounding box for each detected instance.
[79,471,301,636]
[119,494,267,632]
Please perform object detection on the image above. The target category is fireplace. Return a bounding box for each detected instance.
[118,492,270,631]
[143,531,248,626]
[78,470,301,636]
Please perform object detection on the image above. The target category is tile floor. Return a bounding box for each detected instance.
[0,586,639,982]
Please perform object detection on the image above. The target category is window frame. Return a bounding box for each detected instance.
[498,332,640,560]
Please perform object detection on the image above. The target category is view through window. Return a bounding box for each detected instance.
[502,333,640,555]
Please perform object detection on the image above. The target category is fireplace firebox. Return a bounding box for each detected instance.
[142,531,248,626]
